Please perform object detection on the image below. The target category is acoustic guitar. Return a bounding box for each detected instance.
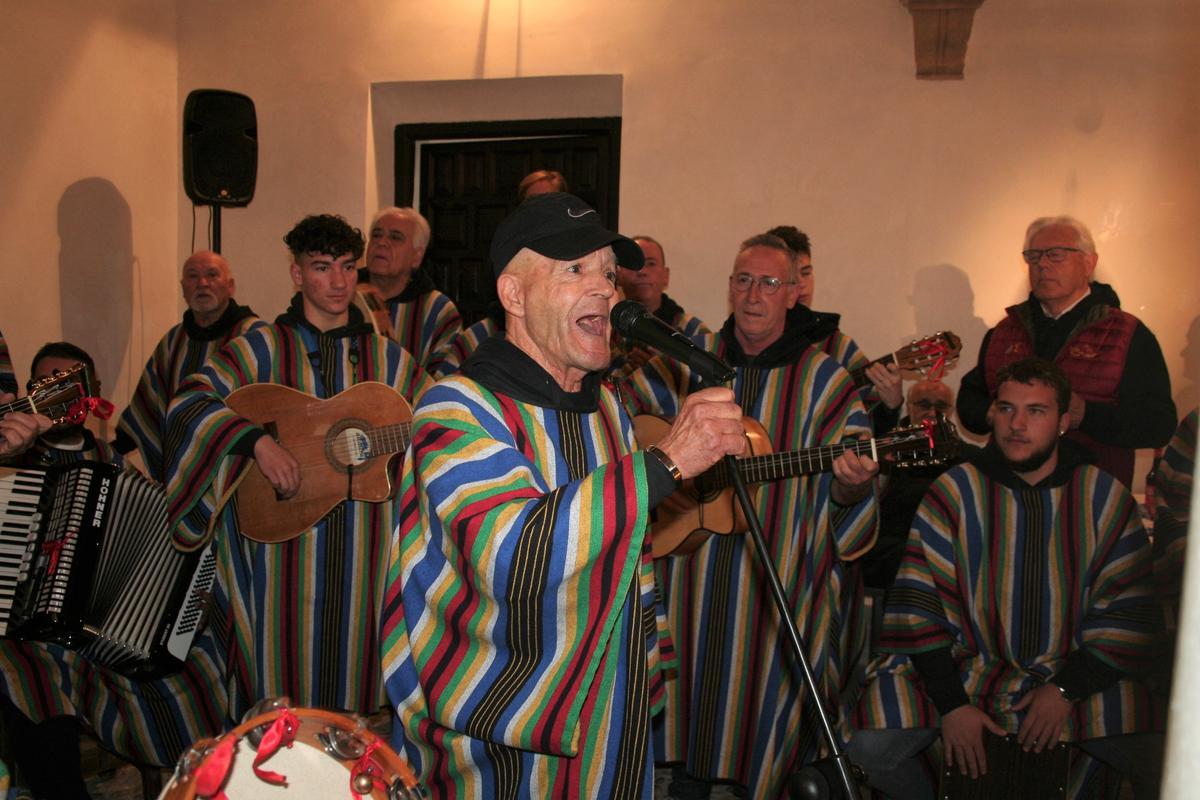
[634,414,960,558]
[225,381,412,543]
[1,363,98,429]
[849,330,962,386]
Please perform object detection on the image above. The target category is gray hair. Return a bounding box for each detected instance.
[1024,216,1096,254]
[737,232,796,280]
[370,206,431,249]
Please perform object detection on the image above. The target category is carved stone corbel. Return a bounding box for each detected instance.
[899,0,986,80]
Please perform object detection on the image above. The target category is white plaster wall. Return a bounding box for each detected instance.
[172,0,1197,421]
[0,2,179,437]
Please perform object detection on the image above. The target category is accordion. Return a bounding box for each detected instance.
[939,733,1071,799]
[0,462,216,677]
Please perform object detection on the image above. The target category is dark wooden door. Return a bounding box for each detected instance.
[394,118,621,326]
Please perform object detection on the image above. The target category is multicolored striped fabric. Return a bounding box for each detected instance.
[816,329,894,432]
[855,461,1163,741]
[116,309,264,481]
[165,318,431,719]
[1153,408,1196,616]
[428,317,500,379]
[0,328,15,395]
[381,374,668,799]
[387,287,462,373]
[622,336,877,800]
[0,441,226,767]
[0,631,228,766]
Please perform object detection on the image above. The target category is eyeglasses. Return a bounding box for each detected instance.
[910,399,952,412]
[730,273,797,295]
[1021,247,1083,265]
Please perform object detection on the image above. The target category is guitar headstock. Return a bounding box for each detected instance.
[893,331,963,376]
[23,363,98,427]
[878,413,962,468]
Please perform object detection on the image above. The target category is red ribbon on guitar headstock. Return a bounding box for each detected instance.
[916,339,949,380]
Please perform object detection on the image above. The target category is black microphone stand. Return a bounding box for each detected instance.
[701,375,863,800]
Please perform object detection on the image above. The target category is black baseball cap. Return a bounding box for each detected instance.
[489,192,645,276]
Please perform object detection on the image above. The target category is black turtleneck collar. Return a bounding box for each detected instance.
[460,336,603,413]
[183,301,256,341]
[717,304,839,369]
[275,293,374,339]
[357,267,436,303]
[967,436,1095,491]
[654,293,685,325]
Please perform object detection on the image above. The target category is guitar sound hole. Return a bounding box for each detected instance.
[327,420,372,471]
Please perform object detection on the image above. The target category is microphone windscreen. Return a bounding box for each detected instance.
[610,300,647,335]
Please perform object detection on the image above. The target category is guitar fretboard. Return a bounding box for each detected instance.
[0,398,36,417]
[702,430,939,492]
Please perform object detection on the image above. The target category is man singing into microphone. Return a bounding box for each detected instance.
[381,193,749,798]
[622,232,879,799]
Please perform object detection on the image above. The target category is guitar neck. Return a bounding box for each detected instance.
[0,397,35,418]
[727,438,882,487]
[849,353,895,387]
[366,421,412,455]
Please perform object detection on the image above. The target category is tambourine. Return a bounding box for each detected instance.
[159,705,425,799]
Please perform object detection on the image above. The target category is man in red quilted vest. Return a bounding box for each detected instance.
[956,215,1176,486]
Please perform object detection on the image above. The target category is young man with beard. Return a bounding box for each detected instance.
[850,358,1164,799]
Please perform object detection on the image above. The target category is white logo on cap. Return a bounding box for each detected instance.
[567,207,597,219]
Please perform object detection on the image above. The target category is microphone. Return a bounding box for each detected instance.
[610,300,734,384]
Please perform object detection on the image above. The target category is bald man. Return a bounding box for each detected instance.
[860,380,964,590]
[905,379,954,425]
[115,250,264,480]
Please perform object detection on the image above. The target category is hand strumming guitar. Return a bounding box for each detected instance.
[653,387,746,479]
[253,435,301,499]
[0,400,51,460]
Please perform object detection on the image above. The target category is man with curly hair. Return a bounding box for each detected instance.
[166,214,431,720]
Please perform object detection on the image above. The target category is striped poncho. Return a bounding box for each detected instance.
[165,301,431,718]
[428,317,501,379]
[373,270,462,373]
[1152,408,1196,621]
[621,323,877,799]
[855,452,1163,742]
[609,294,709,382]
[115,302,263,481]
[381,338,669,799]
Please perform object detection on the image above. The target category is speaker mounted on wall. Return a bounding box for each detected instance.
[183,89,257,206]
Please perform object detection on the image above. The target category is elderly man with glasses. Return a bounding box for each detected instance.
[622,232,879,799]
[956,215,1175,486]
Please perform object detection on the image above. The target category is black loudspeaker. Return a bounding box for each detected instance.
[183,89,257,206]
